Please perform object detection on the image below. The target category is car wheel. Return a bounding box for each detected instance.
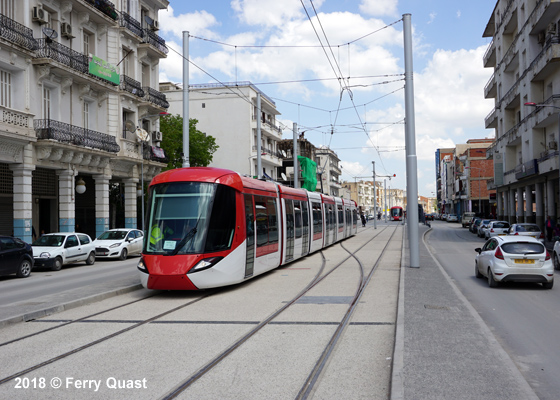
[554,252,560,271]
[488,268,498,288]
[52,257,63,271]
[542,281,554,289]
[86,252,95,265]
[16,259,32,278]
[475,262,482,279]
[119,248,128,261]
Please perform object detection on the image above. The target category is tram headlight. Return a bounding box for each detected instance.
[188,256,223,274]
[137,258,149,274]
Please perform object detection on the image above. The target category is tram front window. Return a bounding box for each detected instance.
[144,182,236,255]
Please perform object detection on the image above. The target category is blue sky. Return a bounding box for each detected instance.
[157,0,497,197]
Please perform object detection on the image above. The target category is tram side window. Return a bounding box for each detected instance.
[338,205,344,230]
[302,201,309,233]
[312,202,322,235]
[352,209,358,227]
[267,198,278,244]
[255,196,278,249]
[205,185,236,252]
[294,201,302,238]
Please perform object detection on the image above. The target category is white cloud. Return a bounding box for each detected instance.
[359,0,399,17]
[231,0,307,28]
[159,7,220,40]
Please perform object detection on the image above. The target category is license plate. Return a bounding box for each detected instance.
[514,259,535,264]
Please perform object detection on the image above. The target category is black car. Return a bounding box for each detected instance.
[0,235,34,278]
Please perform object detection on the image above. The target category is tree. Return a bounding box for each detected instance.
[159,115,219,170]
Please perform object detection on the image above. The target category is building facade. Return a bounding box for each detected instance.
[0,0,169,242]
[315,146,342,196]
[484,0,560,229]
[161,81,284,179]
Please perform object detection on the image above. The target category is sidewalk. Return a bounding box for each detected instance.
[391,224,539,400]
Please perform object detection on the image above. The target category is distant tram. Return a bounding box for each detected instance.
[390,206,403,221]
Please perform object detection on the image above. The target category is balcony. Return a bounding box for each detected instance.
[141,86,169,110]
[34,119,120,153]
[484,72,497,99]
[119,12,143,39]
[139,29,168,59]
[74,0,119,24]
[120,75,145,98]
[531,36,560,81]
[483,39,496,68]
[0,13,38,52]
[33,39,119,92]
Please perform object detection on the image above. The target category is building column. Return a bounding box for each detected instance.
[525,185,534,223]
[57,169,75,232]
[516,187,524,223]
[502,190,508,221]
[509,188,516,224]
[535,182,544,231]
[93,175,110,238]
[497,191,503,220]
[123,179,139,229]
[10,164,35,243]
[546,179,555,222]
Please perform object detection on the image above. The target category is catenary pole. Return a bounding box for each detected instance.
[257,92,262,178]
[373,161,377,229]
[182,31,190,168]
[403,14,420,267]
[293,122,299,188]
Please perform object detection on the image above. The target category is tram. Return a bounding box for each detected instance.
[390,206,403,221]
[137,167,358,290]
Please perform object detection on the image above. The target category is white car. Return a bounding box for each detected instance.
[484,221,510,239]
[94,229,144,260]
[475,236,553,289]
[32,233,96,271]
[552,240,560,271]
[446,214,458,222]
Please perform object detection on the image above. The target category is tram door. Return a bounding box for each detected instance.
[301,201,309,256]
[244,195,255,278]
[285,200,294,262]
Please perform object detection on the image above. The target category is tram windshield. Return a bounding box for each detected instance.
[144,182,236,255]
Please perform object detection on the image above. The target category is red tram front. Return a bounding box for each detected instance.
[390,206,403,221]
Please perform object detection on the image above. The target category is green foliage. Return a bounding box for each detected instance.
[159,115,219,170]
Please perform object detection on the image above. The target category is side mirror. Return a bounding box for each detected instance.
[475,248,482,254]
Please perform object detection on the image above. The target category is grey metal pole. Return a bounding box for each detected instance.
[256,92,262,178]
[384,179,387,223]
[373,161,377,229]
[293,122,299,188]
[403,14,420,267]
[182,31,190,168]
[141,157,144,232]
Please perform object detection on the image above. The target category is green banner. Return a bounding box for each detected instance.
[88,54,119,85]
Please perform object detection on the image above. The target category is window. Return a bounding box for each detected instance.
[42,87,51,119]
[122,48,130,76]
[312,202,322,237]
[83,101,89,129]
[294,201,302,238]
[78,234,91,245]
[255,196,278,256]
[0,0,14,19]
[83,32,91,56]
[338,205,344,230]
[65,235,79,248]
[0,69,11,108]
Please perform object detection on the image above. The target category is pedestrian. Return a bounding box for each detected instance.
[546,215,555,242]
[361,214,366,227]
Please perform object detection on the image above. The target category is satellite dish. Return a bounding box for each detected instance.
[125,120,136,133]
[281,150,287,158]
[136,128,150,142]
[281,172,288,181]
[42,27,58,42]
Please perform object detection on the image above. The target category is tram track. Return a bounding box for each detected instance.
[161,224,397,399]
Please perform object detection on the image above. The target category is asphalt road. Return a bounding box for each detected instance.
[0,256,141,306]
[426,220,560,400]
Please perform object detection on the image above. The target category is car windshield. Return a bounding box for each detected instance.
[32,235,65,247]
[517,225,540,232]
[98,231,127,240]
[144,181,236,255]
[501,242,544,255]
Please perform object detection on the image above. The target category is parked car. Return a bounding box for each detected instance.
[484,221,510,239]
[425,213,435,221]
[94,229,144,260]
[0,236,34,278]
[447,214,458,222]
[461,212,476,228]
[507,223,545,242]
[477,219,494,238]
[552,240,560,271]
[470,218,482,233]
[32,233,96,271]
[475,236,553,289]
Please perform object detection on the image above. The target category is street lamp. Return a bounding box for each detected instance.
[525,101,560,223]
[465,166,482,216]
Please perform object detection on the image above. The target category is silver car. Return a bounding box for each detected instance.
[477,219,494,238]
[484,221,510,239]
[507,223,544,242]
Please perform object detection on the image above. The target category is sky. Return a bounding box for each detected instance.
[156,0,498,197]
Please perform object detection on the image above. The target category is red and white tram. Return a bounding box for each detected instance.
[138,167,358,290]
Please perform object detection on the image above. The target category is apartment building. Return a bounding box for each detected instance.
[0,0,169,241]
[161,81,284,179]
[484,0,560,229]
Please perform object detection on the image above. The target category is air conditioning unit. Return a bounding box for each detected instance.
[32,6,50,24]
[149,20,159,31]
[153,131,162,141]
[549,141,558,150]
[61,23,74,38]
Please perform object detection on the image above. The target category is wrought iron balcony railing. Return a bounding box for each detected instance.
[119,11,143,37]
[142,86,169,109]
[141,29,168,55]
[0,13,38,51]
[83,0,118,21]
[120,75,144,97]
[143,143,167,163]
[35,38,89,74]
[34,119,120,153]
